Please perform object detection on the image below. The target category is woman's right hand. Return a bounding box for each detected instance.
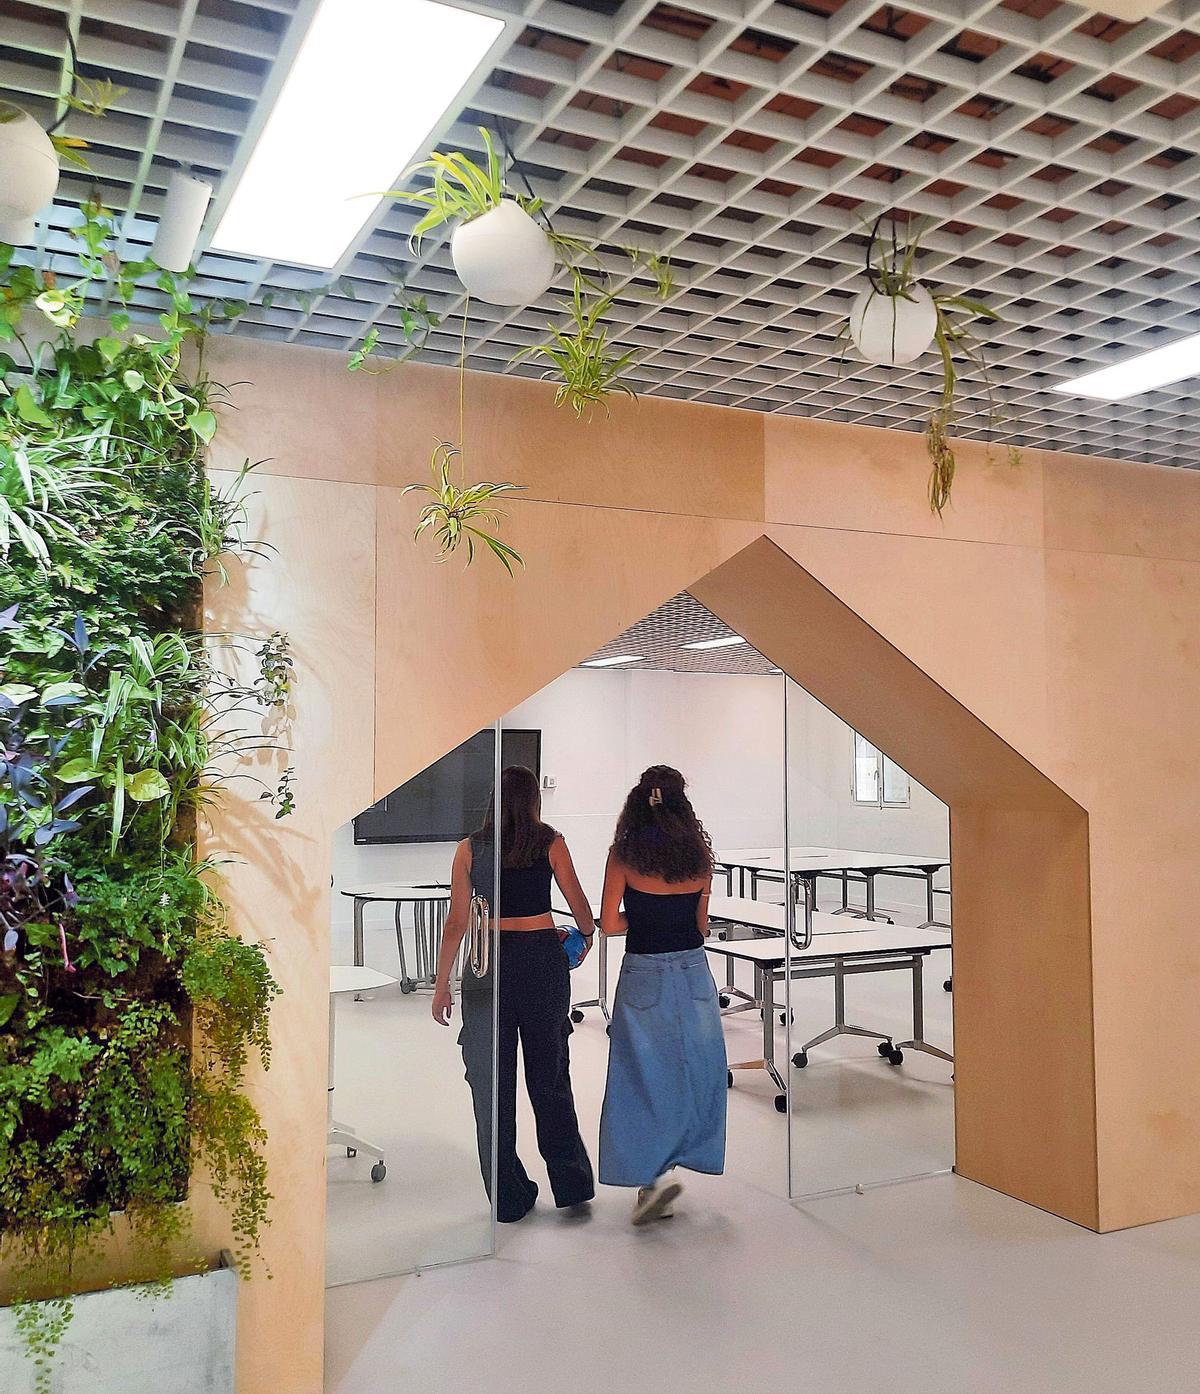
[432,984,454,1026]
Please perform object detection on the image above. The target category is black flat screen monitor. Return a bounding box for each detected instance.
[352,729,541,845]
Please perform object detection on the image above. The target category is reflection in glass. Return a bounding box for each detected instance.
[324,727,500,1286]
[785,678,954,1200]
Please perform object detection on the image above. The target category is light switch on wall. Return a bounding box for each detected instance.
[542,774,557,790]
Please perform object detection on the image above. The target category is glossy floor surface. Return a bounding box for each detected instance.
[326,1168,1200,1394]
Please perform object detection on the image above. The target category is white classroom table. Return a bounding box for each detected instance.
[715,845,951,930]
[328,966,396,1181]
[339,881,450,991]
[705,902,952,1113]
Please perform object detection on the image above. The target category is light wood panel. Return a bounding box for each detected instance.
[691,537,1099,1228]
[205,343,766,520]
[763,416,1046,550]
[179,334,1200,1388]
[202,472,377,1394]
[373,493,760,798]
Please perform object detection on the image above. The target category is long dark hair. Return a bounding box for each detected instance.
[475,765,557,868]
[611,765,713,883]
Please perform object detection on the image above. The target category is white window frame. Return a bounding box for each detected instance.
[851,733,911,808]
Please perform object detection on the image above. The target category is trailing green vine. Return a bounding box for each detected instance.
[1,200,291,1385]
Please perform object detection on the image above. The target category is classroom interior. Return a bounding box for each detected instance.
[4,0,1200,1390]
[326,591,954,1286]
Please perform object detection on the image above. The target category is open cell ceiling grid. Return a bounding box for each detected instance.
[581,590,778,672]
[2,0,1200,467]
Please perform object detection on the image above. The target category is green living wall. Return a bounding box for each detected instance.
[0,201,289,1378]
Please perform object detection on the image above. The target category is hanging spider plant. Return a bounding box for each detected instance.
[842,216,1013,515]
[403,439,525,575]
[511,280,640,419]
[511,246,671,418]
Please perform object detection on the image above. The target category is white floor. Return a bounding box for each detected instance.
[326,895,955,1284]
[326,1171,1200,1394]
[325,903,1200,1391]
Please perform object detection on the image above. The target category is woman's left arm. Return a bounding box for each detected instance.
[549,836,596,955]
[696,875,712,939]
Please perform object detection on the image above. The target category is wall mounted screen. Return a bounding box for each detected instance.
[353,729,541,844]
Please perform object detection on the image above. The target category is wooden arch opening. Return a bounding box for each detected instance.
[690,537,1095,1228]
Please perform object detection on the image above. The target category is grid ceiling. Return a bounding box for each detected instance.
[3,0,1200,467]
[581,591,778,672]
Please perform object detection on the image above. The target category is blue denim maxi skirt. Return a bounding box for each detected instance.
[598,947,728,1188]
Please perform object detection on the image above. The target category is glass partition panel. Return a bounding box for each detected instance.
[325,725,500,1284]
[784,678,955,1200]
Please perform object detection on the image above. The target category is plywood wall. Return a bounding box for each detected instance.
[190,340,1200,1392]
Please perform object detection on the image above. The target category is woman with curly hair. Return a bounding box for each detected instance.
[598,765,727,1224]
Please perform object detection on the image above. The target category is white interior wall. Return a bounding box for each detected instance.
[330,667,948,931]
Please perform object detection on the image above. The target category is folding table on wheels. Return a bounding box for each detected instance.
[704,902,952,1114]
[715,846,951,930]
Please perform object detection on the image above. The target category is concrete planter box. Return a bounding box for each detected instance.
[0,1255,236,1394]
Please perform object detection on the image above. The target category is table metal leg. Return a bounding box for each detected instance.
[918,870,953,930]
[761,968,787,1097]
[570,925,613,1023]
[352,897,365,968]
[895,953,954,1063]
[795,957,893,1057]
[717,946,760,1015]
[393,903,414,993]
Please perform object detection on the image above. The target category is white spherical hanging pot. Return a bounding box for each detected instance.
[0,104,60,246]
[849,281,937,366]
[451,199,555,307]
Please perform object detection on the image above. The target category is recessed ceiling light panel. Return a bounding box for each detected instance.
[683,635,747,650]
[581,654,646,668]
[211,0,506,268]
[1053,332,1200,402]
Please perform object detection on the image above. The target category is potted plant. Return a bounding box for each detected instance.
[0,60,123,245]
[395,126,556,307]
[842,216,1014,514]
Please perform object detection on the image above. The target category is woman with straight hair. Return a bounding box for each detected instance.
[598,765,727,1225]
[432,765,595,1223]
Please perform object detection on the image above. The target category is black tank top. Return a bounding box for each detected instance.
[623,884,704,955]
[469,836,554,918]
[499,854,553,917]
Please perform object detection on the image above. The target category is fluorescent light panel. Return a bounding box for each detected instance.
[1053,331,1200,401]
[684,635,747,650]
[212,0,504,268]
[582,655,646,668]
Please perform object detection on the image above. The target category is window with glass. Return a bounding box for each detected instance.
[852,733,910,807]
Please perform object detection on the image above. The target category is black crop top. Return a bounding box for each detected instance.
[499,854,554,918]
[623,884,704,955]
[469,836,555,918]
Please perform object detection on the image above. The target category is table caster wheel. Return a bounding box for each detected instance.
[888,1048,904,1066]
[346,1147,357,1158]
[727,1070,734,1089]
[774,1093,788,1113]
[718,994,730,1008]
[371,1162,386,1183]
[400,979,416,995]
[877,1040,892,1057]
[792,1050,808,1069]
[778,1009,793,1026]
[605,1023,612,1036]
[570,1009,584,1023]
[943,978,953,992]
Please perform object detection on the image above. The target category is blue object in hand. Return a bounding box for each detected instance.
[561,927,588,969]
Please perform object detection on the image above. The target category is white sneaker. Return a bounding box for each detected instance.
[632,1177,683,1226]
